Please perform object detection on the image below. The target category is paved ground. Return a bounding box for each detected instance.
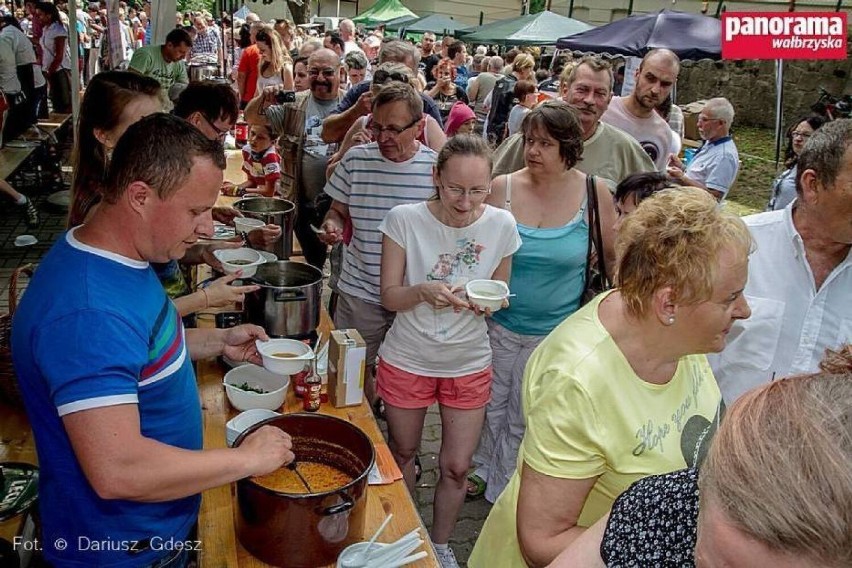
[0,188,492,567]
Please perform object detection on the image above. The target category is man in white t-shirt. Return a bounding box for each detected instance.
[708,118,852,404]
[667,97,739,200]
[601,49,680,170]
[319,81,438,407]
[339,19,361,54]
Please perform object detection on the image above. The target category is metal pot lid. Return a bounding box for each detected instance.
[233,197,295,215]
[0,462,38,521]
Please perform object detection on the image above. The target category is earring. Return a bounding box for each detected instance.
[668,317,675,325]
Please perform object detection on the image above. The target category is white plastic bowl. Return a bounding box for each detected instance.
[225,408,281,446]
[256,338,314,376]
[223,364,289,411]
[213,247,264,277]
[234,216,265,235]
[465,279,510,312]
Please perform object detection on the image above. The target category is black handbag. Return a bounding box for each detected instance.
[581,175,610,305]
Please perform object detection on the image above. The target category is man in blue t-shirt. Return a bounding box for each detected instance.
[11,114,294,567]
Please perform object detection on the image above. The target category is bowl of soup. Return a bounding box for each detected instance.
[465,279,510,312]
[235,413,376,567]
[213,247,264,277]
[256,338,314,375]
[223,364,289,411]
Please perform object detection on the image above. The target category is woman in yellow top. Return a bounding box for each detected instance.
[469,187,753,568]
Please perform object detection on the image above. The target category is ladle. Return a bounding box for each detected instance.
[287,459,312,493]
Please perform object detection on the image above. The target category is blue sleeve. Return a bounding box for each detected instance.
[334,81,369,114]
[421,94,443,129]
[34,311,147,416]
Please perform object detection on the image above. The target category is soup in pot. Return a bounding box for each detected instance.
[253,461,353,494]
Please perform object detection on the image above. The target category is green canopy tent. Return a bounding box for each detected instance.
[352,0,418,27]
[459,10,592,46]
[387,14,470,35]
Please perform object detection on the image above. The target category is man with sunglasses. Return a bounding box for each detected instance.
[321,39,443,144]
[666,97,739,201]
[245,47,347,270]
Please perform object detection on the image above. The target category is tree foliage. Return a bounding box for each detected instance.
[177,0,216,14]
[530,0,546,14]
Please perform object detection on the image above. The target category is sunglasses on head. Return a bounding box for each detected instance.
[372,70,409,85]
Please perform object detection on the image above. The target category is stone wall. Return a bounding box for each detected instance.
[676,37,852,129]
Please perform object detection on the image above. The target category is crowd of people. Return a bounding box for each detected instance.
[5,5,852,568]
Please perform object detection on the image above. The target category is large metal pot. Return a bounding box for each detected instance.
[235,413,375,567]
[245,261,322,338]
[233,197,295,260]
[187,62,219,82]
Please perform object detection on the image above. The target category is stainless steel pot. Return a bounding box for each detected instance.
[187,63,219,82]
[245,261,322,338]
[233,197,295,260]
[234,414,375,567]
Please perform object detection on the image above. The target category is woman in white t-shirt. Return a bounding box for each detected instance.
[35,1,72,113]
[255,26,293,92]
[378,134,521,566]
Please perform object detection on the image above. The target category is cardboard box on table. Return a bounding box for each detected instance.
[328,329,366,408]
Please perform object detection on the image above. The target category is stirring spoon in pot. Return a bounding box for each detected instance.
[287,459,312,493]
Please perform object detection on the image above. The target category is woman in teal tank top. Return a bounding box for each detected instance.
[468,102,617,503]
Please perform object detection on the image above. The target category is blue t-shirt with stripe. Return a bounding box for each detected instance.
[11,229,202,567]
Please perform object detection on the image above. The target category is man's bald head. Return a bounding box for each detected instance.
[308,48,342,100]
[640,48,680,76]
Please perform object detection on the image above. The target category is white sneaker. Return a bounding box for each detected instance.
[434,545,460,568]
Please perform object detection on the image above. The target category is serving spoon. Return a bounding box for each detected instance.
[287,459,312,493]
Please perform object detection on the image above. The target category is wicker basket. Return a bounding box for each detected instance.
[0,264,33,408]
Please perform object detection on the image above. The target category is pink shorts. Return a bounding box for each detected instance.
[376,359,492,410]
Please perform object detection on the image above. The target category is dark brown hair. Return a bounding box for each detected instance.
[521,100,584,170]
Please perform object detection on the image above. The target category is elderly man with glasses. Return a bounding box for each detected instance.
[667,97,740,200]
[245,47,347,271]
[316,81,438,416]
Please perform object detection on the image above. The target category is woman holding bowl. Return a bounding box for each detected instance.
[468,101,616,503]
[469,187,752,568]
[379,134,521,568]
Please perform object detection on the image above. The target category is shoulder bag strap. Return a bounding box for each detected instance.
[583,175,595,289]
[586,175,608,285]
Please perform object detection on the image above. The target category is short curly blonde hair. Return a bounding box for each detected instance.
[616,187,752,318]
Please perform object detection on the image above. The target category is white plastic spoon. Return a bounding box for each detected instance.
[341,513,393,568]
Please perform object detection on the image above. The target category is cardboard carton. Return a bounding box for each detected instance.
[680,100,708,142]
[328,329,366,408]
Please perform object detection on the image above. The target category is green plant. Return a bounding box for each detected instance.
[177,0,216,15]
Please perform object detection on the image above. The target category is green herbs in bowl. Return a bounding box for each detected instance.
[236,382,268,394]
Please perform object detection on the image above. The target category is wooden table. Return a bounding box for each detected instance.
[196,351,437,567]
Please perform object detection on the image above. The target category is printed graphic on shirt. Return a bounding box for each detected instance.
[140,298,186,387]
[631,364,722,468]
[640,140,661,166]
[426,238,484,283]
[304,114,337,159]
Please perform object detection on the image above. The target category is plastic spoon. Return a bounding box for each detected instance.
[342,513,393,567]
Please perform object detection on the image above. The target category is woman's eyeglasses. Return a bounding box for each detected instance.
[200,113,230,140]
[791,130,812,139]
[441,184,491,198]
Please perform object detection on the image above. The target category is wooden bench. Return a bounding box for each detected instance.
[0,146,36,180]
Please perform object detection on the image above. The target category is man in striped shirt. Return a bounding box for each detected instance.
[320,82,438,405]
